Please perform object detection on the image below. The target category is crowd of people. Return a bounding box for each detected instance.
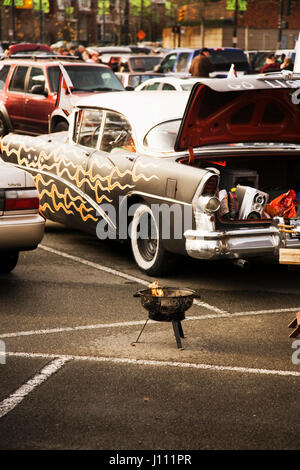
[53,43,101,63]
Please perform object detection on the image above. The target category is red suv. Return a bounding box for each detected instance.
[0,57,125,136]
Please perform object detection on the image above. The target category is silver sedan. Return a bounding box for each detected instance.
[0,158,45,273]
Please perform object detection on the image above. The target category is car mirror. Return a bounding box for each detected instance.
[153,64,161,72]
[30,84,48,96]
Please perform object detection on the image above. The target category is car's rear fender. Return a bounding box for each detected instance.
[0,103,13,132]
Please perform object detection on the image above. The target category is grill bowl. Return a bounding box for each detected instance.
[134,287,200,321]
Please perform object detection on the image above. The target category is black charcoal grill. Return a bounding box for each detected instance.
[133,287,200,349]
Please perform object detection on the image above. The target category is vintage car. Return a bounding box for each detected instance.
[1,74,300,275]
[0,158,45,273]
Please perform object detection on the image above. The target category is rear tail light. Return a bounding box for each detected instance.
[4,189,39,211]
[198,196,220,214]
[202,175,219,196]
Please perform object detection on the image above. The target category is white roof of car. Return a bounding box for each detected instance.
[75,91,190,147]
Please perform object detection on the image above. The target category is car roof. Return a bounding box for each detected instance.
[0,58,110,68]
[75,90,190,146]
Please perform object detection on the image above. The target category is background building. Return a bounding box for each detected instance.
[165,0,300,50]
[0,0,299,49]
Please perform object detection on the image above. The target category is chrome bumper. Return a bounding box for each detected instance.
[184,226,288,260]
[0,213,45,251]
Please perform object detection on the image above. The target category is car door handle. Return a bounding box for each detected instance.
[126,155,135,162]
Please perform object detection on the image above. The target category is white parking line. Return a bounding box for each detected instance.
[0,357,69,419]
[0,307,298,339]
[6,351,300,378]
[39,244,230,315]
[0,320,149,338]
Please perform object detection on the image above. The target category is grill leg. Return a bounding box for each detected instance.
[172,320,184,349]
[134,318,149,344]
[178,321,184,338]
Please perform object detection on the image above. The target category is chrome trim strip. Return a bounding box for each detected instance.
[124,190,192,207]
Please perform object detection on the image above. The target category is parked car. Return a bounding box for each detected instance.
[0,158,45,273]
[88,46,133,67]
[6,43,54,57]
[0,57,125,136]
[121,55,163,72]
[1,75,300,276]
[275,49,296,64]
[135,76,203,91]
[245,50,274,73]
[154,47,251,77]
[116,71,165,89]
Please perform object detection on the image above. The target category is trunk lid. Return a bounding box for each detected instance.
[174,76,300,152]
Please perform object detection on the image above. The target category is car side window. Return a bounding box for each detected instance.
[0,65,10,90]
[162,83,176,90]
[28,67,46,93]
[175,53,190,73]
[74,108,104,148]
[100,111,135,153]
[9,66,28,92]
[159,54,177,73]
[146,83,160,90]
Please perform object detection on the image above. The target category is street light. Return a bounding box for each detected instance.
[232,0,238,48]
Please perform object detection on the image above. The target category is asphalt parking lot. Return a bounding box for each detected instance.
[0,221,300,453]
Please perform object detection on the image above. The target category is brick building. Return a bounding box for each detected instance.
[0,0,300,49]
[163,0,300,50]
[0,0,110,45]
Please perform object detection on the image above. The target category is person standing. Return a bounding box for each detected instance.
[189,48,215,78]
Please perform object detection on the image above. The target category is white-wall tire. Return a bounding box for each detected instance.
[130,203,171,276]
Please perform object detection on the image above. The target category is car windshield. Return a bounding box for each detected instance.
[47,65,125,92]
[144,120,181,152]
[128,74,159,88]
[129,56,162,71]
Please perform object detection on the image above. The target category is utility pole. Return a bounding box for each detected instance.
[277,0,284,49]
[232,0,238,48]
[123,0,130,44]
[140,0,144,32]
[11,0,16,42]
[39,0,44,43]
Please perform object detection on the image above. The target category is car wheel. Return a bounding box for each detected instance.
[53,121,69,132]
[0,251,19,273]
[130,204,172,276]
[0,115,8,137]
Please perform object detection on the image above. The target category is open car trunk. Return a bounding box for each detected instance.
[175,78,300,246]
[180,151,300,226]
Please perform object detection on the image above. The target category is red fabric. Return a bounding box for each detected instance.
[265,190,298,218]
[260,62,281,73]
